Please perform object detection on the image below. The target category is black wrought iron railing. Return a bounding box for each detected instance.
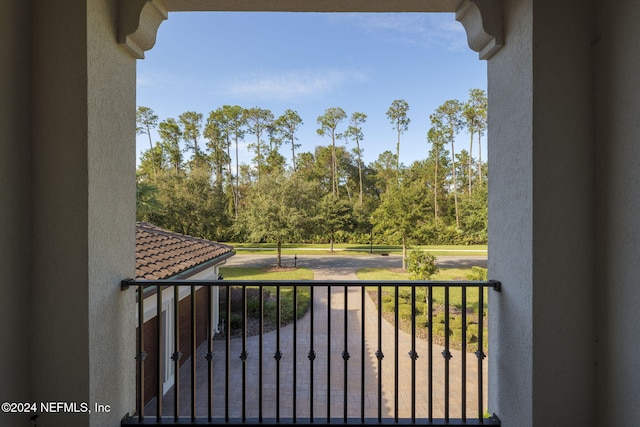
[120,279,501,426]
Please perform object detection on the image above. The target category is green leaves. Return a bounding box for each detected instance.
[135,87,488,248]
[244,107,275,178]
[240,172,315,245]
[136,106,158,137]
[137,166,231,241]
[407,251,439,280]
[317,107,348,196]
[387,99,410,179]
[135,181,162,220]
[386,99,410,134]
[316,107,347,137]
[178,111,204,167]
[315,194,355,251]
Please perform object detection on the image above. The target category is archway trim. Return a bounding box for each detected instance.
[118,0,503,60]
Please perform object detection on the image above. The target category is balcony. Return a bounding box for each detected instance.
[121,279,501,426]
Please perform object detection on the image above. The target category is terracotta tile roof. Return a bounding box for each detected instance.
[135,222,234,280]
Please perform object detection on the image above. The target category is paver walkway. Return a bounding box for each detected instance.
[146,256,488,421]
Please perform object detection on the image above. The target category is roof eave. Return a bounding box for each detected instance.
[169,250,236,280]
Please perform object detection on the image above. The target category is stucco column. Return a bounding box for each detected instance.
[488,0,595,425]
[31,1,136,426]
[594,2,640,425]
[0,2,32,426]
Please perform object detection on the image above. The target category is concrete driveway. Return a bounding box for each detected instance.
[149,253,490,421]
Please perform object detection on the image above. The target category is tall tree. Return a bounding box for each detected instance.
[371,181,428,269]
[317,107,347,196]
[208,108,231,183]
[468,89,488,183]
[204,111,231,186]
[455,150,473,193]
[274,109,303,171]
[427,127,447,220]
[386,99,410,182]
[371,150,398,195]
[136,180,162,221]
[221,105,246,219]
[316,194,354,252]
[294,151,323,187]
[136,106,159,175]
[144,166,231,241]
[244,107,274,181]
[178,111,204,167]
[458,181,488,243]
[264,123,287,176]
[462,89,487,194]
[138,145,165,178]
[462,101,477,194]
[333,146,359,202]
[158,118,183,173]
[239,172,315,267]
[431,99,463,229]
[344,112,367,206]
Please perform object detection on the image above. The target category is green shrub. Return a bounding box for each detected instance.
[415,314,429,328]
[398,304,413,321]
[260,287,311,324]
[295,291,311,320]
[247,297,262,317]
[432,322,452,337]
[449,316,463,329]
[452,325,464,343]
[467,323,479,344]
[382,301,396,313]
[466,266,488,281]
[398,288,412,303]
[263,300,277,322]
[406,251,439,280]
[230,313,243,330]
[414,303,425,316]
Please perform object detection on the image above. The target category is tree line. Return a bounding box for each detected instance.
[136,89,488,267]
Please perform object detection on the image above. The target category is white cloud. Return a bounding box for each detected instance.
[327,13,467,52]
[223,68,368,101]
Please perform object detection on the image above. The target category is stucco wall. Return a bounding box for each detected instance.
[30,0,136,426]
[31,1,91,424]
[595,1,640,425]
[87,0,137,424]
[0,1,32,426]
[488,0,534,423]
[529,1,595,424]
[489,0,596,425]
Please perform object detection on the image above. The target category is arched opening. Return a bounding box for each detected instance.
[128,5,494,424]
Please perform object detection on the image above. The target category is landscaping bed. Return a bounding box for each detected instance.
[367,287,488,353]
[217,267,313,338]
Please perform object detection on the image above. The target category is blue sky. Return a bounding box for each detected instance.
[136,12,487,168]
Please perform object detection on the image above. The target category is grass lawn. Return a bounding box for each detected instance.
[224,242,487,257]
[220,266,314,281]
